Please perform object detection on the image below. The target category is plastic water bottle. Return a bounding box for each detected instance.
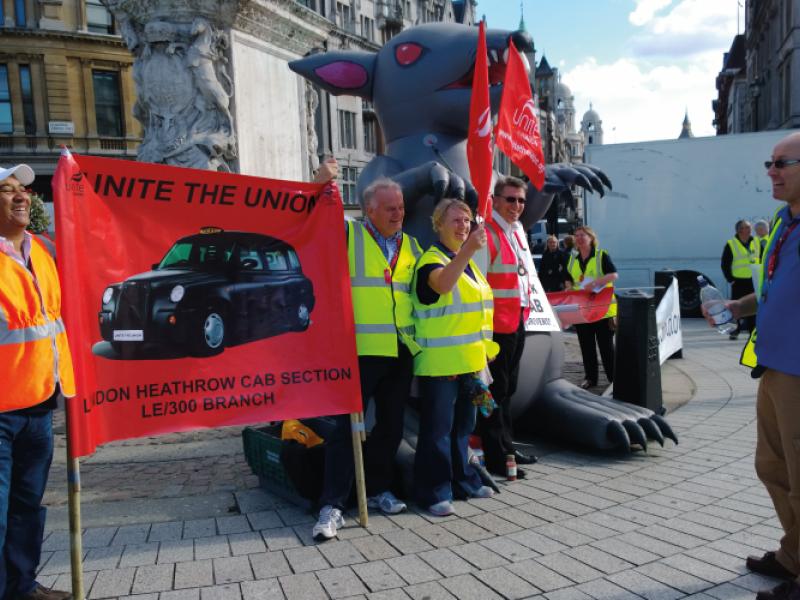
[697,276,737,335]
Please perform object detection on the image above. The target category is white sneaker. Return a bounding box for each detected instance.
[367,491,407,515]
[428,500,456,517]
[312,505,344,541]
[471,485,494,499]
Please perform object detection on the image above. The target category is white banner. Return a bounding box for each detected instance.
[525,276,561,332]
[656,277,683,364]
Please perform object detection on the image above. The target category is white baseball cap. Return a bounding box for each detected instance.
[0,164,35,186]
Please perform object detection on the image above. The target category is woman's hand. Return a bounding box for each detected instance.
[461,223,487,256]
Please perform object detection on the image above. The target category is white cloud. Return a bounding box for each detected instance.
[629,0,674,26]
[563,52,721,143]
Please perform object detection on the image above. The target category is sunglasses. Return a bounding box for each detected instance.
[499,195,525,204]
[764,159,800,169]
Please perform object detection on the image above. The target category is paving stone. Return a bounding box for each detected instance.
[543,588,593,600]
[283,546,330,573]
[574,579,641,599]
[409,524,462,548]
[240,578,285,600]
[535,524,595,547]
[506,559,572,591]
[161,589,201,600]
[479,534,539,562]
[316,566,369,598]
[563,545,633,574]
[606,569,683,600]
[351,535,402,561]
[214,555,254,584]
[196,536,231,560]
[89,567,136,599]
[249,551,292,579]
[386,511,429,529]
[559,518,617,541]
[661,553,737,584]
[366,590,412,600]
[475,566,540,599]
[200,583,242,600]
[703,582,760,599]
[351,560,406,592]
[149,521,184,543]
[261,527,302,551]
[84,546,123,571]
[42,531,71,552]
[636,562,713,594]
[112,525,151,546]
[385,554,440,585]
[158,540,195,564]
[381,528,435,554]
[590,537,661,566]
[492,506,548,529]
[217,516,251,535]
[277,506,315,526]
[507,529,569,555]
[685,546,749,575]
[131,563,174,594]
[185,519,218,539]
[119,543,159,567]
[277,572,327,599]
[316,539,366,567]
[403,581,457,599]
[439,574,503,600]
[175,559,214,589]
[118,593,159,600]
[450,542,509,569]
[51,571,98,595]
[417,548,474,577]
[83,527,118,548]
[247,511,284,531]
[616,531,685,558]
[536,553,604,584]
[228,532,267,556]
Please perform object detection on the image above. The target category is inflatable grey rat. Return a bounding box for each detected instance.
[290,23,676,452]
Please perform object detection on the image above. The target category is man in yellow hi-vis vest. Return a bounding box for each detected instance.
[704,133,800,600]
[314,173,422,541]
[720,219,758,340]
[0,164,74,600]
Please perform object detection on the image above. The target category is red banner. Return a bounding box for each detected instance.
[495,40,545,189]
[53,153,362,457]
[467,20,494,221]
[546,288,614,326]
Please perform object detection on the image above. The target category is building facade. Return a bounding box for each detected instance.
[0,0,141,198]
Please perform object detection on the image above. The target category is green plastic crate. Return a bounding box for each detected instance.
[241,425,311,509]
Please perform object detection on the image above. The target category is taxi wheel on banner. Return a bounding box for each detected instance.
[295,302,311,332]
[191,306,227,357]
[111,341,134,358]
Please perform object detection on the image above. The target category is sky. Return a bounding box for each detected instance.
[480,0,742,143]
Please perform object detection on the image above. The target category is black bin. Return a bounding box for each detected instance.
[613,289,663,414]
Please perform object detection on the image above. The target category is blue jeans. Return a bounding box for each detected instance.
[414,376,483,507]
[0,410,54,600]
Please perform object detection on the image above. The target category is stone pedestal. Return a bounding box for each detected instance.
[103,0,330,177]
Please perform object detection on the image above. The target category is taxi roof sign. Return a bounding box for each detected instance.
[199,226,224,234]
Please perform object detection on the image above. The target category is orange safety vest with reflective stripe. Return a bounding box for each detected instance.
[0,236,75,409]
[486,220,526,334]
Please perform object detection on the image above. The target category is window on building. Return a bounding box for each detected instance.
[361,16,374,41]
[337,1,352,31]
[86,0,114,34]
[0,3,4,26]
[93,70,123,137]
[0,66,11,133]
[340,166,358,205]
[363,118,376,153]
[297,0,316,9]
[784,59,792,122]
[338,109,356,149]
[19,64,35,135]
[14,0,26,27]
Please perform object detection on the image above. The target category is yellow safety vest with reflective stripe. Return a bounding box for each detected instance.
[411,247,500,376]
[741,212,783,368]
[347,221,422,357]
[727,237,759,279]
[0,237,75,409]
[566,248,617,318]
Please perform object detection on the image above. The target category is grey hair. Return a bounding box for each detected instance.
[362,177,402,208]
[754,219,769,231]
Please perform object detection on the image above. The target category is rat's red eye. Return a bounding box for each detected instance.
[395,43,424,66]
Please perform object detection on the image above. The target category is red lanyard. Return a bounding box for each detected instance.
[365,225,402,283]
[767,219,799,281]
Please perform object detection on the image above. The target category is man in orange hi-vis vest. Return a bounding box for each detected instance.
[479,175,538,477]
[0,163,74,600]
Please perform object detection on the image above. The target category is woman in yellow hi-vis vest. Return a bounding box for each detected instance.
[565,226,619,390]
[411,199,499,517]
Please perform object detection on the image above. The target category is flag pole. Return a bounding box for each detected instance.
[66,419,85,600]
[350,413,369,527]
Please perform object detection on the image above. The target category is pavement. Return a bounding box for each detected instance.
[39,319,778,600]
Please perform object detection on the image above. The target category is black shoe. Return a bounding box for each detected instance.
[513,450,538,465]
[579,379,596,390]
[756,581,800,600]
[747,551,796,580]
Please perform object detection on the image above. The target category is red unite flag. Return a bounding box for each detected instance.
[495,40,545,190]
[467,20,494,221]
[546,288,614,326]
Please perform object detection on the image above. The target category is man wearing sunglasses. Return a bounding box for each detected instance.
[0,164,74,600]
[706,134,800,600]
[478,176,538,478]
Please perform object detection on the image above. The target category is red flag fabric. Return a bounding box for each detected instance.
[545,288,614,327]
[53,153,362,458]
[467,20,494,221]
[495,40,545,189]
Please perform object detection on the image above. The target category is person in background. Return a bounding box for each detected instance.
[412,199,498,517]
[565,226,618,390]
[562,234,576,256]
[721,219,758,340]
[479,176,538,478]
[755,219,770,262]
[312,171,421,541]
[0,164,75,600]
[705,132,800,600]
[540,235,568,293]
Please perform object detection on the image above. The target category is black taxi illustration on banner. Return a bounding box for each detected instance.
[98,228,315,358]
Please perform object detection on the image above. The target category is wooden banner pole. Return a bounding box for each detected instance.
[349,413,368,527]
[66,426,85,600]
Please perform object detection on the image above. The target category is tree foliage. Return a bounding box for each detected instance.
[27,192,52,234]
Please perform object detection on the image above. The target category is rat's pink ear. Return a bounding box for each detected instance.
[290,51,375,99]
